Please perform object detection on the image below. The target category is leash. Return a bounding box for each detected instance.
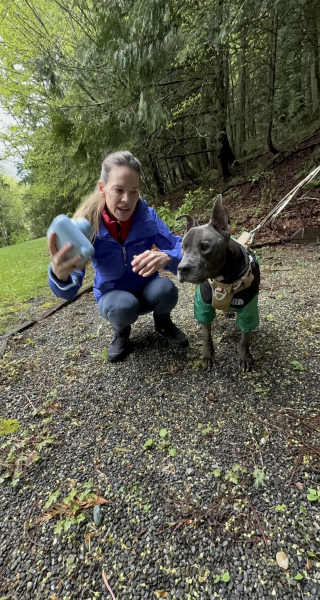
[236,165,320,249]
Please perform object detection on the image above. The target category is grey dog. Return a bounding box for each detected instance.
[177,195,260,371]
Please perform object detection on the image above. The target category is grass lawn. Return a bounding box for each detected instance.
[0,237,95,336]
[0,237,55,334]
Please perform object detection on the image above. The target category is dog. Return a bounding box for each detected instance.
[177,195,260,371]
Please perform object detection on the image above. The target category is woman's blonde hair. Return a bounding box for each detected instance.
[73,151,141,237]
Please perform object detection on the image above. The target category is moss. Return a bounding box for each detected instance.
[39,301,57,309]
[0,418,20,435]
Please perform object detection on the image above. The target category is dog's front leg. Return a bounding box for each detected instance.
[201,323,214,368]
[239,331,253,372]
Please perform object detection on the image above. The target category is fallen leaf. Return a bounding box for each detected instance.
[199,568,210,583]
[174,518,192,530]
[206,393,218,402]
[155,591,168,598]
[296,482,304,491]
[290,360,306,371]
[276,551,289,570]
[161,463,175,474]
[36,495,107,523]
[306,558,311,571]
[0,418,20,435]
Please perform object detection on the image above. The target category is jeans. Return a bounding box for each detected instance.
[98,276,178,332]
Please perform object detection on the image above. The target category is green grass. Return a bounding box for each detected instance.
[0,237,95,335]
[0,237,53,334]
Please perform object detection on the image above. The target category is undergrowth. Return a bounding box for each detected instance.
[155,187,211,233]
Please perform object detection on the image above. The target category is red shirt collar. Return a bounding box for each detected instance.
[101,206,136,244]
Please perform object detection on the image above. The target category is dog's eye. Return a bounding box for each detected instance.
[200,243,210,252]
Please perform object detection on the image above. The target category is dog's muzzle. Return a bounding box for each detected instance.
[177,264,192,283]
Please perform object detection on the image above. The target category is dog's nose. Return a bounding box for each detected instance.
[178,264,191,274]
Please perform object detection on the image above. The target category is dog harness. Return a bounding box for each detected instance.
[209,244,255,312]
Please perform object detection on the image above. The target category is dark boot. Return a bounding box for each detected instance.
[154,315,189,348]
[107,326,131,362]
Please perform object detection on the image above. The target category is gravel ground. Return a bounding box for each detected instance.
[0,244,320,600]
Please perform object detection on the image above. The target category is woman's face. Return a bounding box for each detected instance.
[99,166,140,221]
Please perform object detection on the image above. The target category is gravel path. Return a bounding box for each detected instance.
[1,244,320,600]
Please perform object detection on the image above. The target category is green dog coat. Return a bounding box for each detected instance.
[194,285,259,332]
[194,249,260,332]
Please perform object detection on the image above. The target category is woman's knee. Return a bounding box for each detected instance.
[145,277,178,311]
[98,291,140,328]
[159,278,178,303]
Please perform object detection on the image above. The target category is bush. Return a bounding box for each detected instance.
[156,187,210,233]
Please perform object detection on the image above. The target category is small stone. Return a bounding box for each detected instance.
[296,482,304,491]
[276,551,289,570]
[237,583,244,592]
[93,505,103,527]
[273,477,281,486]
[186,468,194,476]
[27,582,32,591]
[68,554,76,565]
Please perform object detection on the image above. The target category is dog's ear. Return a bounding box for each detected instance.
[176,214,199,233]
[209,195,230,237]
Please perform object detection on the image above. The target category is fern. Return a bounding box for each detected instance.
[253,467,266,488]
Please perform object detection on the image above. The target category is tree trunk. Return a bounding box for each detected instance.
[235,34,246,157]
[199,0,235,179]
[246,79,256,140]
[212,2,235,178]
[295,35,304,113]
[307,0,320,113]
[166,158,176,188]
[148,153,166,196]
[198,136,210,170]
[173,126,198,184]
[266,6,279,155]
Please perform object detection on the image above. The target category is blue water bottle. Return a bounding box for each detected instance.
[47,215,95,268]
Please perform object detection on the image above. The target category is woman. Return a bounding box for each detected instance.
[48,151,188,362]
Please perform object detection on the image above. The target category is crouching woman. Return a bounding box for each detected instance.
[47,151,188,361]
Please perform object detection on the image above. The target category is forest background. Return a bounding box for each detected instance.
[0,0,320,246]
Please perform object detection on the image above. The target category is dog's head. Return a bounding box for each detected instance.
[177,195,230,284]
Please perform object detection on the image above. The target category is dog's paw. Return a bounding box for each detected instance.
[203,356,214,369]
[239,355,254,372]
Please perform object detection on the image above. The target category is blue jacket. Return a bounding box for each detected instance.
[48,199,182,303]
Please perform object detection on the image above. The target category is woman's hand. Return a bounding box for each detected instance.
[48,232,88,282]
[131,250,171,277]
